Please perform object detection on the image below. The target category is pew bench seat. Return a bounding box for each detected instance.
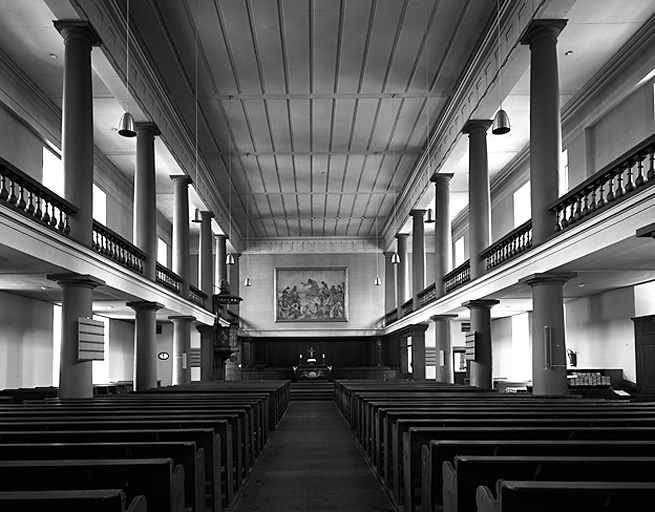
[0,490,147,512]
[444,455,655,512]
[0,458,185,512]
[476,480,655,512]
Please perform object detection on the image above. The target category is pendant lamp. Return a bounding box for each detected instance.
[117,0,136,137]
[491,0,510,136]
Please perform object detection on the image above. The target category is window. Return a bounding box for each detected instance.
[157,237,169,266]
[93,184,107,225]
[454,236,465,267]
[42,147,64,196]
[559,149,569,196]
[513,181,531,227]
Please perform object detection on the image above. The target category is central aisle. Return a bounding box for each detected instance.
[232,400,395,512]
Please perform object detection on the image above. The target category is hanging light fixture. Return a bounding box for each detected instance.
[425,208,435,223]
[226,97,235,266]
[117,0,136,137]
[389,101,401,265]
[492,0,511,135]
[244,192,252,287]
[374,216,381,286]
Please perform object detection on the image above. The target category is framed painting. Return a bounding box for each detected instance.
[275,267,348,322]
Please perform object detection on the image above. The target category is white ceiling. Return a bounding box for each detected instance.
[1,0,655,319]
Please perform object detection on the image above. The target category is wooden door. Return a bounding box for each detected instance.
[633,315,655,397]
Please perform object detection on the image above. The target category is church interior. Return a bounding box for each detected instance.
[2,0,655,510]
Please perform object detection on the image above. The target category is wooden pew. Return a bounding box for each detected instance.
[476,480,655,512]
[445,455,655,512]
[0,427,221,512]
[0,490,147,512]
[422,439,655,512]
[0,459,184,512]
[0,415,234,505]
[0,442,203,512]
[403,425,655,512]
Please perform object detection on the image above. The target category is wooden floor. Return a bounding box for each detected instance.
[232,400,395,512]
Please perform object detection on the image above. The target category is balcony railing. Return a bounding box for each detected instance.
[156,264,183,295]
[418,282,437,308]
[190,285,209,309]
[93,221,146,275]
[0,156,77,236]
[550,133,655,232]
[384,309,398,325]
[443,260,471,293]
[401,298,413,317]
[482,220,532,271]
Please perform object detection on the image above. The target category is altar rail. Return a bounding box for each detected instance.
[550,133,655,232]
[0,156,77,236]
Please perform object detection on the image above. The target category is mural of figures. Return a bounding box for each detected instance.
[275,268,348,322]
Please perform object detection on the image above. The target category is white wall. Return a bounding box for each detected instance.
[107,319,135,384]
[565,288,636,383]
[0,291,54,389]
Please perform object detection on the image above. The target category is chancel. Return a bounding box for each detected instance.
[2,1,655,511]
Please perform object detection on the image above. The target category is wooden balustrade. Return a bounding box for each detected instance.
[551,133,655,232]
[92,222,146,274]
[482,220,532,271]
[443,260,470,293]
[189,285,208,309]
[401,298,414,317]
[385,309,398,325]
[0,156,77,236]
[418,282,437,308]
[156,264,182,295]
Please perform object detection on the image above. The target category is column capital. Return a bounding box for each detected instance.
[396,233,409,240]
[462,119,492,135]
[135,122,161,136]
[520,19,568,46]
[431,314,458,322]
[54,20,101,46]
[127,301,164,311]
[462,299,500,310]
[47,274,105,289]
[200,211,215,220]
[169,174,193,185]
[215,233,228,240]
[168,315,196,322]
[430,172,454,183]
[519,272,576,287]
[409,209,427,218]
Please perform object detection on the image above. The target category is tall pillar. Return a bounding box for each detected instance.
[463,299,499,389]
[198,211,215,296]
[384,252,396,316]
[521,20,568,245]
[520,273,574,396]
[48,274,105,398]
[170,175,193,297]
[170,315,196,385]
[462,120,492,280]
[396,233,409,319]
[431,314,458,383]
[431,173,454,297]
[127,301,163,391]
[215,234,228,293]
[134,123,160,280]
[54,21,100,247]
[410,210,426,311]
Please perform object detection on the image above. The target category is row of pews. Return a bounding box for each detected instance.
[335,380,655,512]
[0,380,291,512]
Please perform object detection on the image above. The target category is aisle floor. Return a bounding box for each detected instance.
[232,400,395,512]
